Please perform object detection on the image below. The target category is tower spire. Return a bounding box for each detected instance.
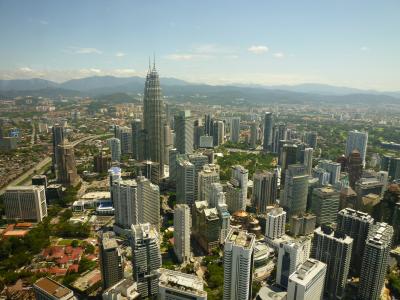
[153,52,156,70]
[148,56,151,71]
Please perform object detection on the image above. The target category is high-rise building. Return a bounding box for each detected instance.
[265,207,286,239]
[303,148,313,175]
[252,170,278,213]
[230,117,241,143]
[193,119,204,150]
[131,119,142,160]
[130,223,162,298]
[358,222,393,300]
[263,112,273,152]
[107,137,122,162]
[102,279,139,300]
[115,126,132,155]
[281,164,309,217]
[312,167,331,186]
[163,123,173,164]
[52,124,65,174]
[94,151,111,174]
[318,160,341,185]
[137,176,160,229]
[99,232,124,289]
[188,153,210,201]
[272,123,288,154]
[290,213,317,236]
[197,164,220,202]
[135,160,160,185]
[173,204,191,263]
[336,208,374,275]
[168,148,179,183]
[311,186,340,225]
[287,258,326,300]
[280,143,298,186]
[204,114,214,136]
[304,132,318,149]
[311,226,353,299]
[345,130,368,167]
[33,277,75,300]
[158,269,207,300]
[176,160,195,206]
[175,110,194,155]
[348,149,363,188]
[209,182,225,208]
[56,142,79,187]
[213,120,225,146]
[225,165,248,213]
[223,229,255,300]
[143,63,165,175]
[276,237,311,288]
[3,185,47,222]
[250,121,258,149]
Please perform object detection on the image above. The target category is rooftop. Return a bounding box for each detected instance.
[290,258,326,283]
[158,268,206,296]
[227,229,255,249]
[34,277,73,299]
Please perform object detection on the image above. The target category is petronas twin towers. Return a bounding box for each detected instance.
[142,60,165,174]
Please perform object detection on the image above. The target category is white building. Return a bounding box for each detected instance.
[265,207,286,239]
[345,130,368,167]
[174,204,191,263]
[198,164,220,202]
[158,269,207,300]
[223,229,255,300]
[209,182,225,208]
[318,160,341,185]
[303,148,313,176]
[276,237,311,288]
[102,278,140,300]
[4,185,47,222]
[107,137,121,162]
[287,258,327,300]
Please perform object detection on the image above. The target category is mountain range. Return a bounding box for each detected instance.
[0,76,399,105]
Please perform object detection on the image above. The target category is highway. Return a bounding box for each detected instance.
[0,134,104,195]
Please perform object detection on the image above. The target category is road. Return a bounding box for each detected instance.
[0,134,103,195]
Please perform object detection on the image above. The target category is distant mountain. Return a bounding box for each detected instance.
[0,78,58,91]
[266,83,379,96]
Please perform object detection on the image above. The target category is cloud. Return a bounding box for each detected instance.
[165,54,211,61]
[115,52,126,57]
[39,20,49,25]
[360,46,369,51]
[66,47,103,54]
[248,45,269,54]
[19,67,34,73]
[273,52,285,59]
[166,44,237,61]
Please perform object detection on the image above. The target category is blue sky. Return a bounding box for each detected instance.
[0,0,399,90]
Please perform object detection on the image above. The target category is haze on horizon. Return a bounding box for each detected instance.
[0,0,399,91]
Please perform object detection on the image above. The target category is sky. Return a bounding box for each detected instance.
[0,0,399,90]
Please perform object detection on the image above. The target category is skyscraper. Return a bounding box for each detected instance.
[276,237,311,288]
[188,153,209,201]
[130,223,162,298]
[143,62,165,175]
[176,159,195,206]
[99,232,124,289]
[263,112,273,152]
[197,164,220,202]
[107,137,122,162]
[131,119,142,160]
[265,207,286,239]
[52,124,65,174]
[252,170,278,213]
[272,123,288,154]
[311,226,353,299]
[230,117,241,143]
[56,142,79,186]
[287,259,326,300]
[311,187,340,225]
[318,160,341,185]
[345,130,368,167]
[173,204,191,263]
[3,185,47,222]
[213,120,225,146]
[115,126,132,155]
[249,121,258,149]
[358,222,393,300]
[174,110,193,155]
[348,149,363,188]
[209,182,225,208]
[223,229,255,300]
[204,114,213,136]
[303,147,313,175]
[336,208,374,275]
[137,176,160,229]
[225,165,248,213]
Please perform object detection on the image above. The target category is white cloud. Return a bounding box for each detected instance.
[248,45,269,54]
[165,54,211,61]
[360,46,369,51]
[39,20,49,25]
[66,47,103,54]
[273,52,285,59]
[115,52,126,57]
[19,67,34,72]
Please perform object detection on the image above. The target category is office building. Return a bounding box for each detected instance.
[3,185,47,222]
[318,160,341,185]
[263,112,273,152]
[312,167,331,186]
[265,207,286,239]
[304,132,318,149]
[115,126,132,155]
[107,138,122,162]
[163,123,173,164]
[168,148,179,183]
[348,150,363,188]
[32,175,48,189]
[130,223,162,298]
[272,123,288,154]
[102,279,140,300]
[290,213,317,236]
[276,237,311,288]
[143,62,165,175]
[230,117,241,143]
[199,135,213,148]
[131,119,142,160]
[311,226,353,299]
[135,160,160,185]
[303,148,313,175]
[99,232,123,289]
[281,164,309,217]
[204,114,214,136]
[252,170,278,213]
[213,120,225,146]
[188,153,209,201]
[345,130,368,167]
[209,182,225,208]
[33,277,75,300]
[175,110,194,155]
[359,222,393,300]
[176,160,195,206]
[174,204,191,263]
[198,164,220,202]
[158,269,207,300]
[52,124,65,174]
[94,151,111,174]
[137,176,160,229]
[287,258,326,300]
[225,166,248,213]
[336,208,374,275]
[223,229,256,300]
[250,121,258,149]
[193,120,204,150]
[311,186,340,225]
[56,142,79,187]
